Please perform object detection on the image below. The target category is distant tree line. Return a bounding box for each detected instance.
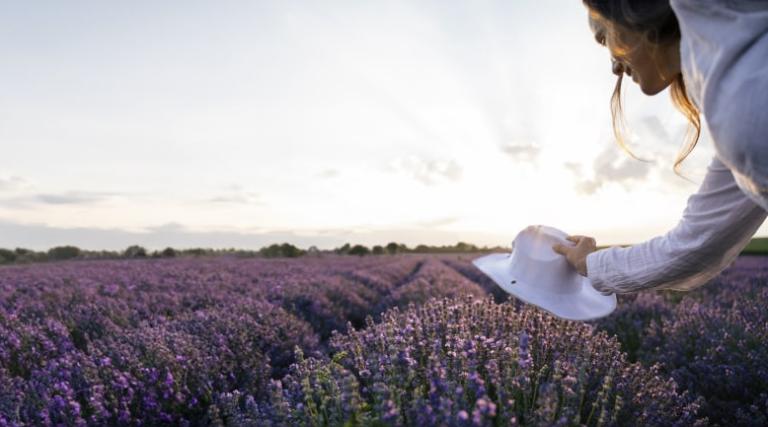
[0,240,507,265]
[330,241,501,256]
[3,236,766,266]
[0,245,259,265]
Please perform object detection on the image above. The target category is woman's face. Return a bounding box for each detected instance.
[588,10,680,95]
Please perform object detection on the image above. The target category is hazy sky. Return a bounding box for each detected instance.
[2,0,766,250]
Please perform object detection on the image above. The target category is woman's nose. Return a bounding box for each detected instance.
[611,58,624,76]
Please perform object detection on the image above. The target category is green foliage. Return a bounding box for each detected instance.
[0,248,17,264]
[455,241,478,252]
[47,245,81,261]
[334,243,352,255]
[385,242,407,254]
[161,247,177,258]
[3,235,762,267]
[741,237,768,254]
[14,247,32,256]
[260,243,304,258]
[124,245,147,258]
[182,248,209,256]
[13,248,47,263]
[348,245,370,256]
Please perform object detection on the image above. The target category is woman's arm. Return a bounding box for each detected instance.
[586,154,767,295]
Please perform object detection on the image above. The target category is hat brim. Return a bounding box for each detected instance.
[472,253,616,321]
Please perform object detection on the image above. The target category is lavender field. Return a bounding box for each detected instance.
[0,254,766,426]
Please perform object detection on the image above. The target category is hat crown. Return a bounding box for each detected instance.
[508,225,581,294]
[470,224,617,321]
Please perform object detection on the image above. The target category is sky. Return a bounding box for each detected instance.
[2,0,767,251]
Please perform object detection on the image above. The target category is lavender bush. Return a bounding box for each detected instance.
[639,258,768,426]
[0,257,327,425]
[646,296,768,426]
[439,255,511,303]
[589,292,672,363]
[1,253,766,425]
[591,255,768,426]
[212,296,705,426]
[0,300,318,425]
[383,259,487,310]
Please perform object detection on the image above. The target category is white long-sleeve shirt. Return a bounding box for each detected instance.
[673,0,768,210]
[586,155,767,295]
[585,0,768,295]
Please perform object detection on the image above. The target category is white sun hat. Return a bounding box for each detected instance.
[472,224,616,321]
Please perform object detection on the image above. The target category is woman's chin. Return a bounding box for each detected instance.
[638,80,665,96]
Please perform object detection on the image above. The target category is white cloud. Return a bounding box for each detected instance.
[387,155,463,186]
[412,216,460,228]
[500,142,541,163]
[0,176,28,192]
[567,143,654,195]
[36,191,115,205]
[0,219,490,251]
[207,193,262,205]
[317,169,339,179]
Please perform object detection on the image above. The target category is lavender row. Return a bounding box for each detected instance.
[0,254,488,425]
[590,255,768,426]
[1,253,766,425]
[208,296,705,426]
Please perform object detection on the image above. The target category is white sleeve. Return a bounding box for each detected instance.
[585,155,767,295]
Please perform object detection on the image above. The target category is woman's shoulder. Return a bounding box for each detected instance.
[672,0,768,15]
[673,0,768,177]
[672,0,768,79]
[704,32,768,144]
[672,0,768,102]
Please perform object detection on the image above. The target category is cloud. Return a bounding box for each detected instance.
[592,147,651,181]
[500,142,540,162]
[413,216,460,228]
[631,115,716,191]
[317,169,339,179]
[0,191,117,208]
[0,176,28,192]
[388,155,462,185]
[0,175,31,191]
[568,144,654,195]
[205,187,263,205]
[639,115,672,144]
[36,191,114,205]
[143,222,186,233]
[563,161,582,175]
[0,176,122,208]
[208,194,261,204]
[0,219,488,251]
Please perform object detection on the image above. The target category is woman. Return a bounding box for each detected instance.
[552,0,768,295]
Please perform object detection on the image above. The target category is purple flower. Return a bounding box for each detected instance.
[4,252,761,425]
[164,371,174,388]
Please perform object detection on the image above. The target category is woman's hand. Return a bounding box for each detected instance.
[552,235,598,277]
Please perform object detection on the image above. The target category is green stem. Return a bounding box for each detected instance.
[576,385,586,425]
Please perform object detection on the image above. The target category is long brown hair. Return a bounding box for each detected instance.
[586,0,701,183]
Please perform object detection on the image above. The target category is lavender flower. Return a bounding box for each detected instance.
[1,252,763,425]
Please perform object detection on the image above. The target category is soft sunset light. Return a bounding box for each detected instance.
[2,0,764,250]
